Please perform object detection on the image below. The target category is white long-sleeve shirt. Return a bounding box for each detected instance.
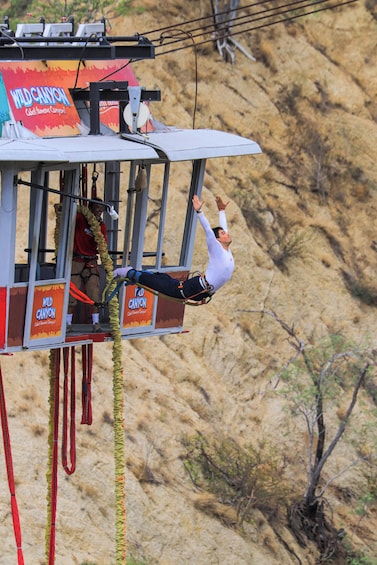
[197,209,234,292]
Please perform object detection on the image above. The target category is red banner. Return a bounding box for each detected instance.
[0,60,139,136]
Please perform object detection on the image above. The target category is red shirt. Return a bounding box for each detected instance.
[73,212,107,258]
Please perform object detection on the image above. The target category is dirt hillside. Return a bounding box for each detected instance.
[1,1,377,564]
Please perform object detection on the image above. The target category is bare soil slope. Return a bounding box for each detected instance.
[1,1,377,564]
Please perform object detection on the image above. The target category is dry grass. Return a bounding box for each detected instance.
[1,3,377,564]
[192,492,238,527]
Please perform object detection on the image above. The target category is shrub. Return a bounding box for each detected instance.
[182,432,289,525]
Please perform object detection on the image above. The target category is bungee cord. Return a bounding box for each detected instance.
[45,186,126,563]
[79,206,127,565]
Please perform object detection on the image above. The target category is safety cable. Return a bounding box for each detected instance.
[143,0,358,38]
[139,0,275,36]
[153,0,342,49]
[148,0,299,42]
[140,0,359,56]
[0,364,25,565]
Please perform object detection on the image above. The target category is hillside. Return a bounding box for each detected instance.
[1,1,377,564]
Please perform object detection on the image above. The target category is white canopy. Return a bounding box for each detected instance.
[0,128,261,167]
[122,128,262,161]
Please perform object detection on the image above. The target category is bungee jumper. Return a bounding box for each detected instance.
[113,194,234,302]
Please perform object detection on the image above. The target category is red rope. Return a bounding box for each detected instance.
[48,349,61,565]
[62,348,76,475]
[0,364,24,565]
[81,344,93,425]
[69,281,95,305]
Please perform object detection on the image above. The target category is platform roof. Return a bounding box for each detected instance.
[0,134,158,167]
[0,128,261,168]
[122,129,262,161]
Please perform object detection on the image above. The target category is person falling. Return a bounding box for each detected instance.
[114,194,234,302]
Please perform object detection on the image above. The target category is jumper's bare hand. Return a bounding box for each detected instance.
[192,194,204,212]
[215,195,229,211]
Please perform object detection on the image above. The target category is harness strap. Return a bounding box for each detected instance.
[103,280,124,305]
[178,273,214,301]
[105,277,212,306]
[69,281,96,305]
[73,254,97,261]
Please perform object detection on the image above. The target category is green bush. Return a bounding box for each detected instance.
[1,0,138,26]
[182,432,289,524]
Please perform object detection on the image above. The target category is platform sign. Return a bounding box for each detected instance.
[122,285,155,329]
[0,59,140,136]
[30,283,65,340]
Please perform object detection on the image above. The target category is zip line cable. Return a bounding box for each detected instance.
[141,0,358,39]
[139,0,357,125]
[153,0,343,48]
[88,0,359,93]
[156,0,358,55]
[148,0,302,41]
[138,0,359,57]
[139,0,284,36]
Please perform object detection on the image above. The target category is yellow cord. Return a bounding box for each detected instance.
[80,206,126,564]
[45,204,126,563]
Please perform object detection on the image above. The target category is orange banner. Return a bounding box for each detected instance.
[30,284,65,339]
[123,285,154,329]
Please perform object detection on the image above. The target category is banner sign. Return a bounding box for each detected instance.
[30,283,65,339]
[123,285,155,329]
[0,60,139,136]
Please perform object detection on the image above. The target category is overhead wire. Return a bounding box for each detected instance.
[136,0,358,129]
[156,0,359,56]
[154,0,341,46]
[139,0,278,36]
[137,0,359,57]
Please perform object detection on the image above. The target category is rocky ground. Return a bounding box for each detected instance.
[1,1,377,563]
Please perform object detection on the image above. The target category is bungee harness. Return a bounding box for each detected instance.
[104,273,213,307]
[70,273,213,311]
